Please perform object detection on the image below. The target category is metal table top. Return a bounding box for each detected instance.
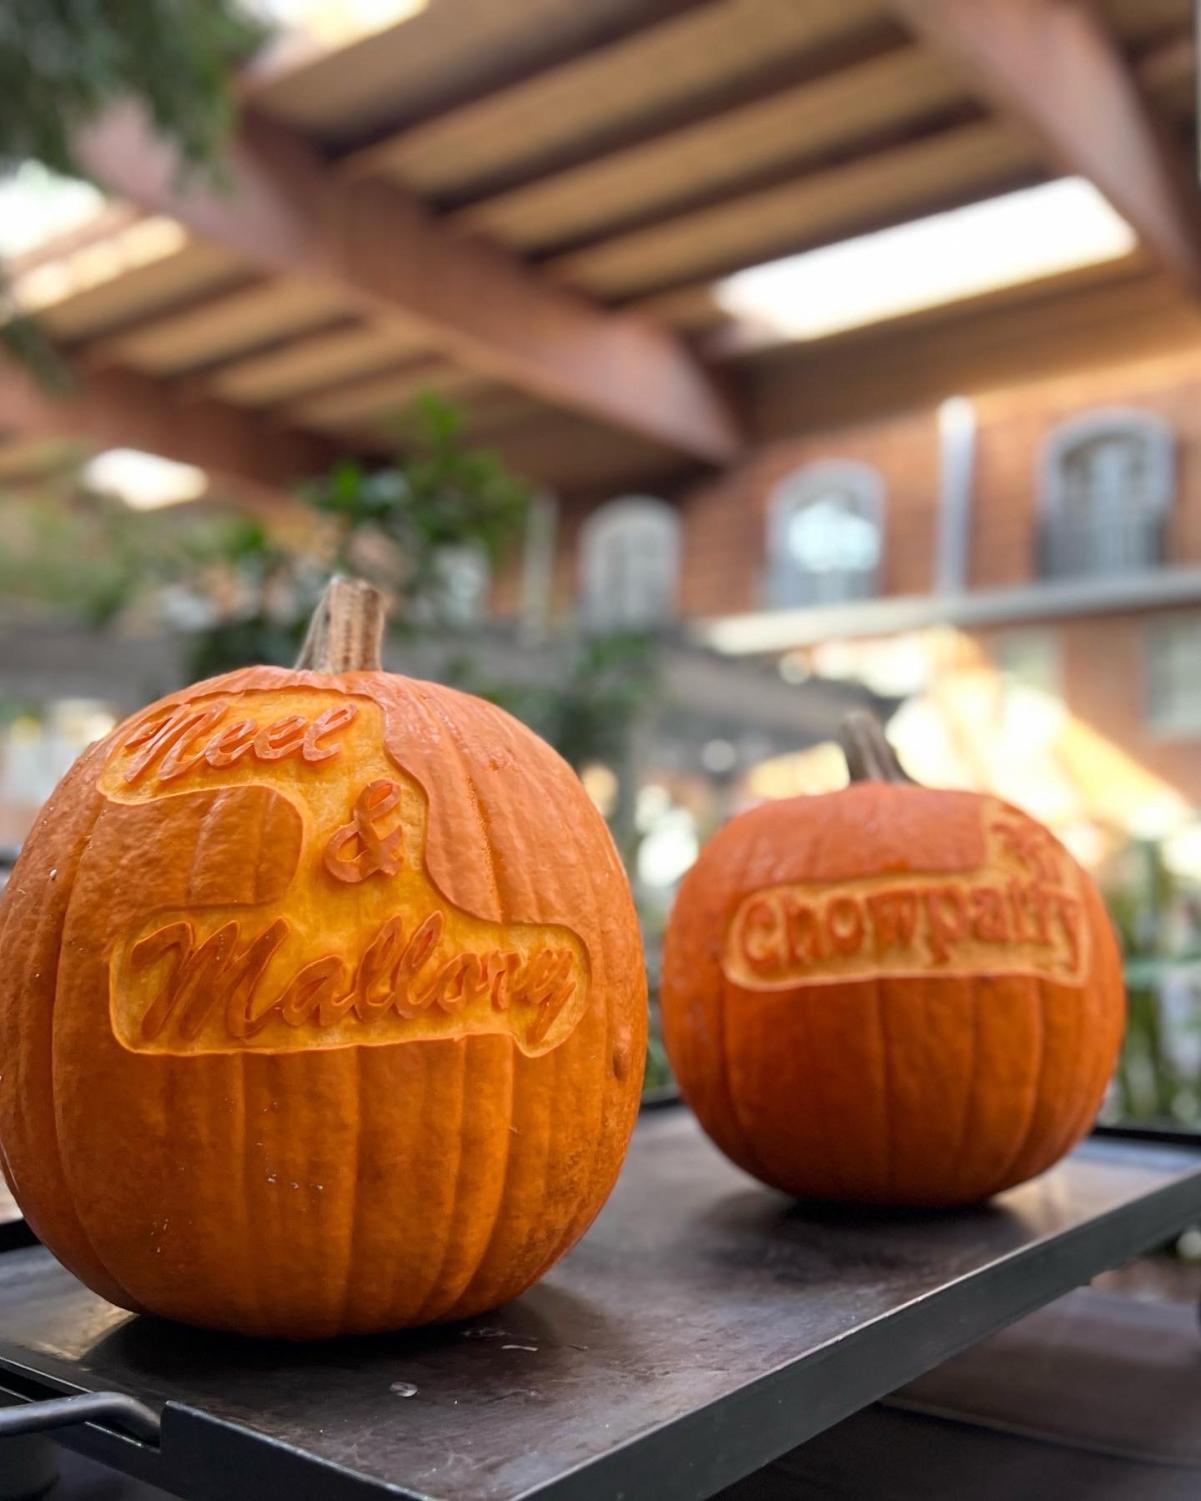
[1,1109,1199,1501]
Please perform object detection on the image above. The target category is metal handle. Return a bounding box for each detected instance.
[0,1392,160,1444]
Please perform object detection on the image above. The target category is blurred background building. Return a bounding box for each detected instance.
[2,0,1200,1114]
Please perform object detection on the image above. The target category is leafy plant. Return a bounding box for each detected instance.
[0,0,265,375]
[305,393,530,624]
[0,0,263,180]
[1104,839,1201,1123]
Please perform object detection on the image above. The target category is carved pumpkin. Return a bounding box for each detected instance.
[662,714,1124,1206]
[0,579,645,1336]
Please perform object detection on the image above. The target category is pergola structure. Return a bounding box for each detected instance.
[1,0,1197,505]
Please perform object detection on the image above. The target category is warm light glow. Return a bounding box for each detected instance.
[84,450,208,510]
[252,0,429,44]
[0,162,105,259]
[744,665,1192,869]
[715,178,1136,344]
[580,762,618,818]
[13,216,188,313]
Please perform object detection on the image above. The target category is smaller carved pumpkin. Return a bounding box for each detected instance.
[661,713,1125,1206]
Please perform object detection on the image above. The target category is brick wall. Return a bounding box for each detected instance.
[675,412,942,616]
[970,351,1201,589]
[664,341,1201,613]
[975,608,1201,806]
[505,342,1201,645]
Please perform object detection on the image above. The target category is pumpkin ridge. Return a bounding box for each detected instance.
[716,825,782,1186]
[1044,961,1113,1170]
[943,980,980,1202]
[872,977,895,1201]
[410,1037,468,1322]
[410,681,506,920]
[45,767,144,1307]
[518,755,616,1285]
[992,977,1049,1193]
[440,1040,515,1321]
[337,1047,364,1335]
[394,688,555,1320]
[548,738,614,1257]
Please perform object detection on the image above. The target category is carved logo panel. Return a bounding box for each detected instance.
[723,802,1089,991]
[98,688,588,1058]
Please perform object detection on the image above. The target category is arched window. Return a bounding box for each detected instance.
[579,496,680,631]
[765,461,883,608]
[1040,408,1173,578]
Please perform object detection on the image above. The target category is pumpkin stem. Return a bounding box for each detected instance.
[840,710,914,784]
[295,576,385,672]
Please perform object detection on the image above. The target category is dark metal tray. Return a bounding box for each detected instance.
[1,1109,1199,1501]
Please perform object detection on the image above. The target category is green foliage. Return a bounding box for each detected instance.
[0,0,264,179]
[477,632,658,773]
[1104,840,1201,1124]
[0,0,264,375]
[305,394,530,621]
[0,489,176,625]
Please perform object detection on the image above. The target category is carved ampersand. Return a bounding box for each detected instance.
[324,779,405,883]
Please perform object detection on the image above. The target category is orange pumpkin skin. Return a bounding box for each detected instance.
[661,782,1124,1206]
[0,656,645,1336]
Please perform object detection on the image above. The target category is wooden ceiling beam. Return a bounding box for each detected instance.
[84,274,351,376]
[450,45,965,256]
[73,102,741,465]
[0,357,340,505]
[889,0,1201,298]
[341,0,884,202]
[548,117,1040,300]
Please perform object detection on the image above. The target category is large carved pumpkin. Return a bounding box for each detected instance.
[0,580,645,1336]
[662,714,1124,1206]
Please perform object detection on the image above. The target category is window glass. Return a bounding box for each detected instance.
[1042,410,1172,578]
[579,497,679,631]
[766,462,883,608]
[1148,616,1201,735]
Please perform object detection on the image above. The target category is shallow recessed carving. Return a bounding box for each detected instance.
[101,687,589,1057]
[723,803,1089,991]
[117,700,358,786]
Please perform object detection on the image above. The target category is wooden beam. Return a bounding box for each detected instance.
[341,0,883,200]
[890,0,1201,297]
[548,118,1039,299]
[0,358,339,504]
[450,46,964,255]
[86,275,351,376]
[73,103,741,465]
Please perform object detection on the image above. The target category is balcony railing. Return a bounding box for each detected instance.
[1039,515,1163,580]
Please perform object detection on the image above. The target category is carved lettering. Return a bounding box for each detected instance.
[119,699,359,785]
[866,889,919,955]
[969,884,1009,943]
[129,911,578,1050]
[826,895,865,956]
[740,896,785,971]
[104,687,590,1060]
[783,894,825,965]
[723,800,1089,992]
[924,885,967,963]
